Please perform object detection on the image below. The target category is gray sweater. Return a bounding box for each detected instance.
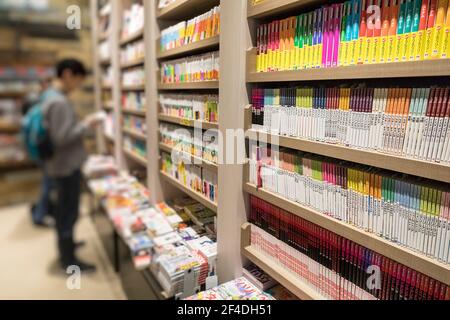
[43,91,87,178]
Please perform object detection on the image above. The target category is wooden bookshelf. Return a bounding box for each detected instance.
[104,132,115,143]
[123,127,147,140]
[0,159,35,171]
[98,31,109,42]
[122,108,146,117]
[159,143,218,173]
[157,81,219,90]
[241,223,326,300]
[243,182,450,286]
[246,129,450,183]
[122,84,146,91]
[247,0,324,19]
[158,114,218,130]
[246,48,450,82]
[157,35,220,60]
[120,57,145,69]
[120,29,144,46]
[123,148,148,167]
[160,170,218,212]
[156,0,220,20]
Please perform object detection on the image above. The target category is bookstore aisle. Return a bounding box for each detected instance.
[2,0,450,303]
[85,0,450,301]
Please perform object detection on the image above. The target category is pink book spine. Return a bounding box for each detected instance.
[322,6,329,68]
[333,4,342,66]
[326,5,335,68]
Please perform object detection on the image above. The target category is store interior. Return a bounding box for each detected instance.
[0,0,449,300]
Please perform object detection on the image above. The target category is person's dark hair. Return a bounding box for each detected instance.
[56,59,87,78]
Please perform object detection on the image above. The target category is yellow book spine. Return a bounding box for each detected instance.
[401,33,409,61]
[379,36,388,63]
[294,47,300,69]
[394,34,403,62]
[372,37,380,64]
[432,25,445,58]
[312,45,318,68]
[317,44,323,68]
[441,26,450,58]
[338,41,345,66]
[423,27,435,59]
[256,53,261,72]
[304,45,310,69]
[387,35,396,62]
[415,30,425,60]
[349,39,358,65]
[364,37,371,64]
[341,41,348,66]
[356,37,365,64]
[408,31,417,60]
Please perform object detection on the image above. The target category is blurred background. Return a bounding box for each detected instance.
[0,0,95,207]
[0,1,126,300]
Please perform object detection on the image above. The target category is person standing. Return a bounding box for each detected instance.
[43,59,101,272]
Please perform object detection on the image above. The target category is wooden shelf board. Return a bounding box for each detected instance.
[103,102,114,110]
[246,48,450,82]
[123,148,148,167]
[160,170,217,212]
[159,143,218,173]
[120,29,144,46]
[103,133,115,143]
[247,0,324,19]
[0,123,20,133]
[120,57,145,69]
[158,114,218,130]
[243,182,450,286]
[246,129,450,183]
[123,128,147,140]
[157,81,219,90]
[157,0,220,20]
[98,32,109,42]
[241,225,326,300]
[122,108,147,117]
[122,85,146,91]
[157,35,220,60]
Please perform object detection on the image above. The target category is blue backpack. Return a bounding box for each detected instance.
[22,89,61,162]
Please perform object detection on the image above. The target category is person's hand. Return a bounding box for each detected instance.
[83,112,106,129]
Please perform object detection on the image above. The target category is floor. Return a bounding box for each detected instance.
[0,199,126,300]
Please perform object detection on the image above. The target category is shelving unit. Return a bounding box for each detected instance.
[90,0,450,300]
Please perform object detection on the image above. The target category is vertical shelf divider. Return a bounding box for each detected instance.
[216,0,249,283]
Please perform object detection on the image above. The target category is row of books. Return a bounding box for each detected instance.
[160,123,219,164]
[122,67,145,87]
[121,3,144,40]
[121,39,145,64]
[249,195,450,300]
[122,92,146,112]
[249,146,450,264]
[124,136,147,159]
[185,277,274,300]
[159,94,219,123]
[161,51,220,84]
[162,152,218,204]
[256,0,450,73]
[124,115,146,136]
[86,165,218,297]
[160,6,220,52]
[251,86,450,164]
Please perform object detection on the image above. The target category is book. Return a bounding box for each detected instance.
[243,263,278,290]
